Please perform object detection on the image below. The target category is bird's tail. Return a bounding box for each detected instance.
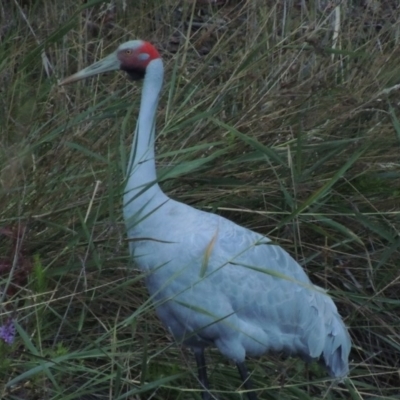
[322,313,351,378]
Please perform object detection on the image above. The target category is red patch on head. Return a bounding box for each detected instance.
[117,41,160,71]
[139,41,161,61]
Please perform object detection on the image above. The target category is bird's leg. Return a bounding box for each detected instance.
[236,362,257,400]
[194,348,212,400]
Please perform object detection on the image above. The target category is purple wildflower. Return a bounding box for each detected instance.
[0,318,16,345]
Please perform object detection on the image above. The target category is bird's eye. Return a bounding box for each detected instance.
[124,49,132,55]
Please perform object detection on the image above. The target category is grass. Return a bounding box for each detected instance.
[1,0,400,398]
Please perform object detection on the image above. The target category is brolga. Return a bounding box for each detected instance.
[60,40,351,399]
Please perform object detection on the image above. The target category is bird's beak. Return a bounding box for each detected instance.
[59,52,120,86]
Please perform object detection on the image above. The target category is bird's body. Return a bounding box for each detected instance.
[128,200,347,376]
[61,39,351,399]
[126,194,349,376]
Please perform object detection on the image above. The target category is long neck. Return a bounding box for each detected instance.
[123,59,168,227]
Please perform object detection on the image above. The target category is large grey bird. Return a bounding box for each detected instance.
[60,40,351,399]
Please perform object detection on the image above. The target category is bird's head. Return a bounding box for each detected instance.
[59,40,161,85]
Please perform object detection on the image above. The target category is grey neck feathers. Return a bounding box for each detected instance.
[123,58,168,227]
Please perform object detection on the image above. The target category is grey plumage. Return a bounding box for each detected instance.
[60,39,351,399]
[125,197,350,379]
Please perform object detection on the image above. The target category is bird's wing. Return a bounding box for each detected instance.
[134,202,349,373]
[184,212,346,359]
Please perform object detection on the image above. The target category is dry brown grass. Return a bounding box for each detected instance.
[1,0,400,399]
